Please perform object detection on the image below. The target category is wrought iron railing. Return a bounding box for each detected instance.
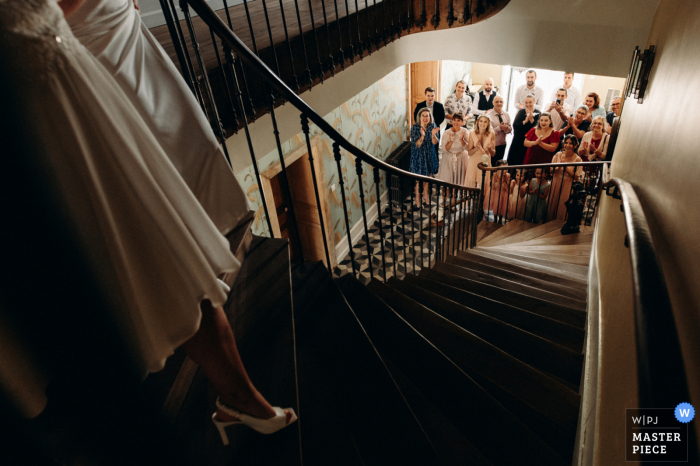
[477,161,612,227]
[162,0,483,282]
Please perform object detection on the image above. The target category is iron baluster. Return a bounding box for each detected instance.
[410,188,416,274]
[380,0,390,43]
[496,169,504,223]
[171,0,204,110]
[159,0,196,97]
[427,182,432,267]
[552,164,569,222]
[261,0,281,76]
[364,0,373,54]
[210,29,238,137]
[305,0,325,82]
[400,183,408,276]
[462,0,472,24]
[356,158,374,279]
[343,0,356,63]
[293,0,314,89]
[371,0,380,46]
[388,176,397,278]
[334,143,356,277]
[269,95,305,263]
[480,169,487,221]
[180,1,231,166]
[407,0,414,31]
[418,181,425,269]
[431,0,440,29]
[457,189,464,250]
[418,0,427,30]
[319,0,336,76]
[301,116,332,271]
[241,0,259,55]
[475,0,485,17]
[533,169,544,223]
[447,0,455,27]
[277,0,301,94]
[333,0,347,68]
[224,45,273,236]
[355,158,374,280]
[353,0,364,59]
[486,171,494,222]
[374,167,388,282]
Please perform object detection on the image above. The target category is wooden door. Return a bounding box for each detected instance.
[410,61,441,124]
[287,157,326,264]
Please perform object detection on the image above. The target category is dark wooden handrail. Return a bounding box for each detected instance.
[602,178,690,409]
[186,0,480,193]
[477,161,611,171]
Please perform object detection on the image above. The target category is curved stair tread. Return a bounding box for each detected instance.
[485,220,566,247]
[456,250,587,289]
[486,248,592,266]
[445,255,587,300]
[294,264,440,465]
[419,267,587,328]
[477,221,503,242]
[389,278,584,386]
[472,249,589,277]
[537,225,594,239]
[368,281,581,433]
[433,261,587,311]
[494,244,592,255]
[478,220,531,246]
[338,275,569,466]
[403,273,585,352]
[496,233,593,248]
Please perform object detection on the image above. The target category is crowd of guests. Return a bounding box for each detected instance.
[409,70,620,223]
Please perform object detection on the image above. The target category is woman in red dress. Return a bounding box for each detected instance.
[523,112,561,165]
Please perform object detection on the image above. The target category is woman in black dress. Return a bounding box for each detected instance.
[507,95,540,167]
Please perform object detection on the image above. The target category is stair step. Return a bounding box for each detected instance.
[419,267,586,328]
[367,280,579,461]
[339,275,568,465]
[484,248,591,266]
[485,220,566,246]
[433,261,587,312]
[476,249,590,276]
[500,233,593,248]
[495,244,592,256]
[445,255,587,300]
[476,221,500,242]
[478,220,531,246]
[537,225,594,239]
[403,274,584,351]
[294,264,440,465]
[456,250,587,289]
[388,278,584,386]
[481,222,504,241]
[220,210,255,289]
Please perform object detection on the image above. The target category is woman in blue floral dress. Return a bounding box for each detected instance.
[410,108,440,207]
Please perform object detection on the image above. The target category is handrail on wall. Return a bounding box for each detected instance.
[602,178,690,410]
[187,0,480,194]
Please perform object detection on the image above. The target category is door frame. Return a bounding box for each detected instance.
[259,134,337,269]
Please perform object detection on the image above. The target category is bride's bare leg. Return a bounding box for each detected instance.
[182,300,292,422]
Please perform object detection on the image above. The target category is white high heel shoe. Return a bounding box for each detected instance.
[212,397,298,445]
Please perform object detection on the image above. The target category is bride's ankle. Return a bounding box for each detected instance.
[218,392,276,420]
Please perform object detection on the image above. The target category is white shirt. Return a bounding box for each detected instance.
[472,90,499,116]
[550,86,582,111]
[543,102,573,131]
[514,85,545,111]
[486,109,512,146]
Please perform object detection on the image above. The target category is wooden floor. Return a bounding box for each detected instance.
[150,0,391,72]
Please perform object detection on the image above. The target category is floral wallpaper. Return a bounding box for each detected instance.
[439,60,473,103]
[236,66,409,248]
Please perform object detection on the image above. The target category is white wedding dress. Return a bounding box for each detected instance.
[0,0,238,373]
[67,0,250,236]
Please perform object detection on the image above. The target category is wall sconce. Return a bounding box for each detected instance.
[623,45,656,104]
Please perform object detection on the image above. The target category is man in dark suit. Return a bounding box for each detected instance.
[413,87,445,154]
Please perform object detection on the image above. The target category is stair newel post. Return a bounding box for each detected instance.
[159,0,197,100]
[277,0,302,94]
[180,0,231,166]
[223,46,273,236]
[418,178,425,269]
[409,184,417,274]
[319,0,336,76]
[353,0,365,59]
[305,0,325,83]
[210,30,238,137]
[334,142,357,277]
[292,0,314,88]
[269,95,305,265]
[431,0,440,29]
[342,0,356,63]
[480,167,487,221]
[355,158,374,279]
[399,181,408,275]
[260,0,282,77]
[301,116,332,271]
[373,167,388,282]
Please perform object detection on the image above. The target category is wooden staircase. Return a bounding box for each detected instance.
[149,218,591,465]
